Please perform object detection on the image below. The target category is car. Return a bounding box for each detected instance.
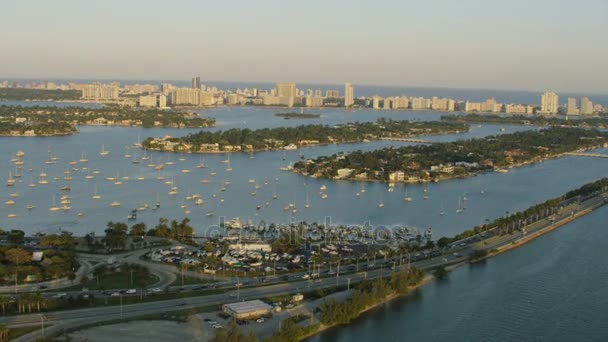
[148,287,162,293]
[125,289,137,294]
[256,318,265,323]
[179,302,188,306]
[38,285,47,290]
[52,293,67,299]
[203,318,212,322]
[212,324,222,329]
[110,292,120,297]
[301,274,310,280]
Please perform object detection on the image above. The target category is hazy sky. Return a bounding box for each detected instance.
[1,0,607,93]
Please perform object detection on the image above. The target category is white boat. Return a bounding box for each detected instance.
[99,145,110,156]
[110,201,121,207]
[404,188,412,202]
[49,196,60,212]
[79,152,88,163]
[6,172,16,186]
[92,186,101,200]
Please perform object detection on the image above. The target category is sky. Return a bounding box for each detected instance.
[1,0,607,93]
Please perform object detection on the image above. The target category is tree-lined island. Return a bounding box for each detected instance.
[442,113,608,128]
[142,119,469,153]
[0,88,81,101]
[0,105,216,136]
[274,112,321,119]
[292,127,608,183]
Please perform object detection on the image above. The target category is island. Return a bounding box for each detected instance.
[275,112,321,119]
[141,118,469,153]
[0,88,81,101]
[0,105,216,136]
[442,113,608,129]
[292,127,608,183]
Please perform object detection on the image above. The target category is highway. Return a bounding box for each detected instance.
[3,191,606,341]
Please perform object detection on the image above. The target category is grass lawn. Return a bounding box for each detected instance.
[86,269,159,291]
[171,275,216,286]
[6,325,44,340]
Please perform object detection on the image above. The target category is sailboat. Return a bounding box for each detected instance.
[141,151,151,161]
[422,185,429,200]
[6,171,16,186]
[456,197,464,213]
[92,185,101,200]
[99,145,109,156]
[196,157,206,168]
[404,188,413,202]
[305,191,311,208]
[49,196,61,212]
[80,152,88,163]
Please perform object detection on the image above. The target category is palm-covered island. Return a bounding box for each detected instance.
[292,127,608,183]
[0,105,215,136]
[442,114,608,128]
[141,119,469,153]
[275,112,321,119]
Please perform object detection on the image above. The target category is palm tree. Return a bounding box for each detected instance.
[0,296,9,315]
[0,324,9,341]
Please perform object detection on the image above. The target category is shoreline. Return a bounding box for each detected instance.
[292,144,605,185]
[296,194,607,341]
[141,128,470,155]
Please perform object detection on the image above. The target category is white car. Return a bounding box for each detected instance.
[148,287,162,293]
[301,274,310,280]
[52,293,67,299]
[212,324,222,329]
[125,289,137,294]
[256,318,265,323]
[110,292,120,297]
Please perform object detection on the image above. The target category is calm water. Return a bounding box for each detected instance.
[310,207,608,342]
[0,105,606,238]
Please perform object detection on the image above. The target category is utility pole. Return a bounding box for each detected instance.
[120,294,123,319]
[347,278,351,290]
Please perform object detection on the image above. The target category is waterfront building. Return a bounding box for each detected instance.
[124,84,159,95]
[170,87,201,106]
[392,96,409,109]
[410,97,429,110]
[262,93,279,106]
[481,98,498,112]
[540,91,559,114]
[305,95,324,107]
[567,97,579,115]
[505,104,534,114]
[138,94,167,108]
[276,83,296,107]
[383,97,392,110]
[222,300,273,319]
[344,83,354,107]
[326,89,340,98]
[372,96,382,109]
[465,101,482,112]
[580,97,594,115]
[81,82,119,99]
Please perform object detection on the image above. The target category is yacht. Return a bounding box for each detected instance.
[99,145,110,156]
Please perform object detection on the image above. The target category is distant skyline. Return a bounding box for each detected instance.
[1,0,607,93]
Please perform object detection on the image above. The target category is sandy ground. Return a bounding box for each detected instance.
[65,291,355,341]
[66,317,215,342]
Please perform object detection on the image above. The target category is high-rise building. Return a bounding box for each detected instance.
[192,77,201,90]
[81,82,119,99]
[276,83,296,107]
[326,89,339,98]
[580,97,593,115]
[372,96,381,109]
[392,96,409,109]
[344,83,354,107]
[171,87,201,106]
[383,97,392,110]
[540,91,559,114]
[566,97,579,115]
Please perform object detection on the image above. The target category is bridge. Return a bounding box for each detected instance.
[565,152,608,159]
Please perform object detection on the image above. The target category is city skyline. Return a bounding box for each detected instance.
[1,0,607,93]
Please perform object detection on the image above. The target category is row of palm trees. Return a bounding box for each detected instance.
[0,293,47,315]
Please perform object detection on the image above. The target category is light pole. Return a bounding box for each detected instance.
[38,314,45,337]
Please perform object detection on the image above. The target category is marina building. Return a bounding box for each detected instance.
[222,300,273,319]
